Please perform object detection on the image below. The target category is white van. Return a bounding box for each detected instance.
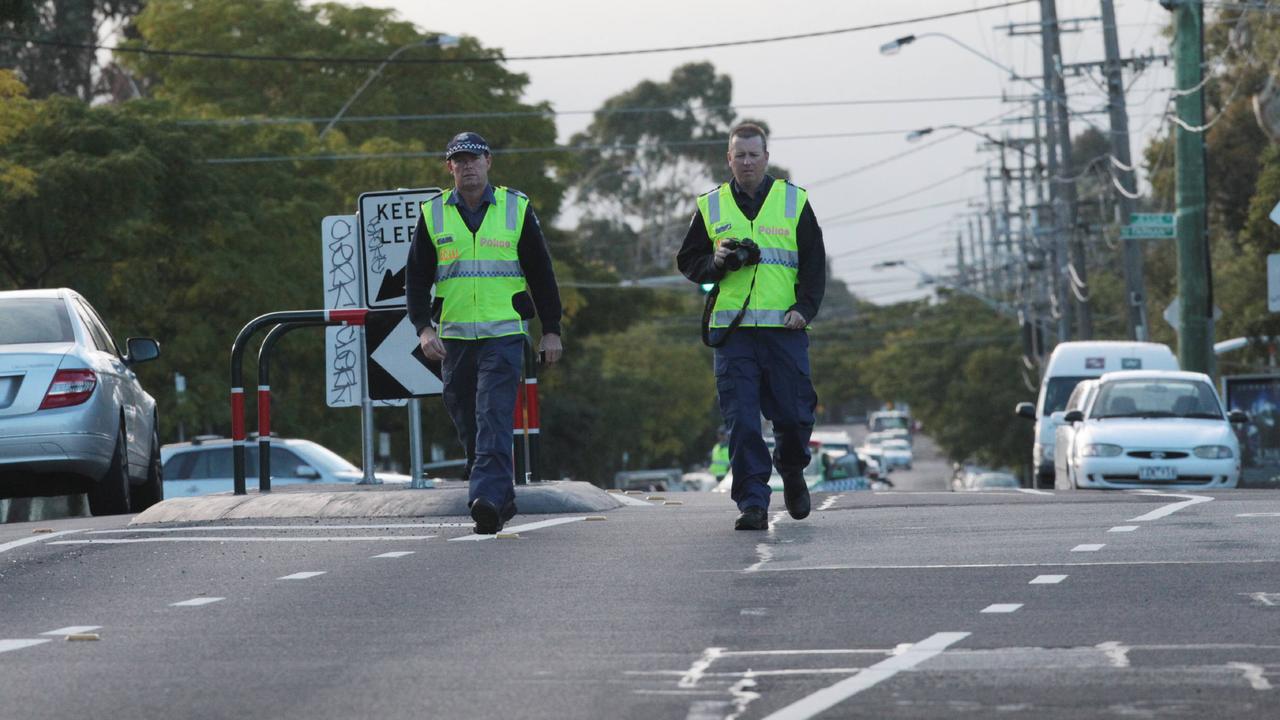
[1015,341,1178,487]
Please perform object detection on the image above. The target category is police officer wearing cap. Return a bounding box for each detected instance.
[677,122,825,531]
[406,131,563,534]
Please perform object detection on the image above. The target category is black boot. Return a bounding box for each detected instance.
[734,506,769,531]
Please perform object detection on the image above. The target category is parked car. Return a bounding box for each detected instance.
[1053,379,1099,488]
[1015,341,1179,488]
[811,429,854,455]
[713,441,866,493]
[0,288,162,515]
[961,471,1021,490]
[160,437,410,497]
[1061,370,1247,489]
[879,438,913,470]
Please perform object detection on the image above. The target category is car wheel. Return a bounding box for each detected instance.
[89,424,132,516]
[130,427,164,512]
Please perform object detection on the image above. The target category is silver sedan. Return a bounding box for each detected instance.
[0,288,162,515]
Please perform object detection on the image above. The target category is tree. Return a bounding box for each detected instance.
[0,0,144,101]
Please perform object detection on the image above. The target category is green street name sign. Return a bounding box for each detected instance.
[1129,213,1175,226]
[1120,224,1176,240]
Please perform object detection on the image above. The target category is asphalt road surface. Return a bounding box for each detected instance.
[5,478,1280,719]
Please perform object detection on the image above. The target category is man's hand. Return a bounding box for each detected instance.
[783,310,807,330]
[418,327,446,362]
[540,333,563,364]
[712,241,733,269]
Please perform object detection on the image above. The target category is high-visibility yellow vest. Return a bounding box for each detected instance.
[697,179,805,328]
[421,187,530,340]
[710,442,730,477]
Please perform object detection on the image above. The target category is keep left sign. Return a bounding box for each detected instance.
[359,187,441,309]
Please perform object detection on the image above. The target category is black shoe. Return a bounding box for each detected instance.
[500,499,517,523]
[470,498,504,534]
[735,506,769,531]
[781,470,811,520]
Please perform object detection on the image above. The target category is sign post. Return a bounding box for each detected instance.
[1268,253,1280,313]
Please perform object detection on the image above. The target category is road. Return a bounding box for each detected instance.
[5,473,1280,718]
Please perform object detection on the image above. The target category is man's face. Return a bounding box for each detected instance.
[727,134,768,191]
[447,152,492,192]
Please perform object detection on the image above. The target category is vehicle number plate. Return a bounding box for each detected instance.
[1139,466,1177,481]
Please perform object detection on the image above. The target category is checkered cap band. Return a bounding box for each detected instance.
[445,140,490,158]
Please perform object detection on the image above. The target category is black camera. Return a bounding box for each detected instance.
[721,238,761,271]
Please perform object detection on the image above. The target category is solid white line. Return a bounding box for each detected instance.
[1237,513,1280,517]
[1127,492,1213,522]
[448,516,586,542]
[1017,488,1053,496]
[760,632,970,720]
[719,649,896,657]
[1072,544,1105,552]
[170,597,224,607]
[90,523,469,534]
[41,626,102,636]
[51,535,438,544]
[371,551,415,558]
[0,529,86,554]
[1029,574,1068,585]
[278,571,325,580]
[748,558,1280,572]
[981,603,1022,613]
[1109,525,1139,533]
[0,639,50,654]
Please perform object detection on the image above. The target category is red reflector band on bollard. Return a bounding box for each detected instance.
[327,308,367,325]
[258,388,271,438]
[525,381,540,430]
[230,389,245,440]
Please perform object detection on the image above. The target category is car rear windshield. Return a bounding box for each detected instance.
[0,298,74,345]
[1041,376,1091,415]
[1091,379,1222,419]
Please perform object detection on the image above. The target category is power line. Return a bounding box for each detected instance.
[824,165,984,223]
[0,1,1035,66]
[829,218,958,259]
[825,197,975,227]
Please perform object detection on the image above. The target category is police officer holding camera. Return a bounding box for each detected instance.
[677,122,825,531]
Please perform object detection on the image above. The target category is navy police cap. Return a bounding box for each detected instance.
[445,131,491,160]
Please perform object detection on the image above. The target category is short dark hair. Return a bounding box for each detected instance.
[728,122,768,152]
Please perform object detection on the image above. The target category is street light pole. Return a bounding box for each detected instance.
[319,34,460,140]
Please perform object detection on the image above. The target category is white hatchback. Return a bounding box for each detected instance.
[1064,371,1246,489]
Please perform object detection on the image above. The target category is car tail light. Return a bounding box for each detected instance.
[40,369,97,409]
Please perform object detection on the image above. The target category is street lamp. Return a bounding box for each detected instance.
[906,125,1038,165]
[879,33,1018,77]
[874,257,1016,316]
[319,33,461,140]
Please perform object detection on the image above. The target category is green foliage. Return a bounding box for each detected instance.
[0,0,144,101]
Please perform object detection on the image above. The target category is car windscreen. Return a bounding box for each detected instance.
[1091,379,1222,419]
[1041,376,1091,415]
[0,298,74,345]
[290,441,360,474]
[871,416,909,431]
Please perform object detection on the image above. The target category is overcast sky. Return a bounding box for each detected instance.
[344,0,1176,304]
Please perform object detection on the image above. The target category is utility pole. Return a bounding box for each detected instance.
[956,233,968,289]
[1101,0,1148,342]
[1165,0,1212,372]
[985,174,1003,299]
[1034,7,1071,343]
[1041,0,1092,339]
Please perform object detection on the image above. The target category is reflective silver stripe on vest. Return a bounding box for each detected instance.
[785,183,798,219]
[430,195,445,234]
[439,319,527,339]
[505,189,520,230]
[758,247,799,268]
[712,309,788,326]
[707,190,721,223]
[435,259,525,283]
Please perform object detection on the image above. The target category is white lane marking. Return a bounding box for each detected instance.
[371,551,415,559]
[91,523,468,534]
[745,543,774,573]
[1228,662,1274,690]
[51,535,438,545]
[1030,575,1068,585]
[678,647,725,688]
[759,632,970,720]
[1096,641,1131,668]
[449,516,585,542]
[170,597,224,607]
[981,604,1023,614]
[1017,488,1053,496]
[1072,544,1105,552]
[0,639,50,654]
[612,494,655,507]
[748,558,1280,572]
[278,571,325,580]
[1109,526,1139,533]
[740,608,768,616]
[0,529,86,554]
[1238,513,1280,518]
[1127,492,1214,522]
[1242,592,1280,607]
[727,671,761,718]
[720,649,896,657]
[41,626,101,636]
[818,495,840,511]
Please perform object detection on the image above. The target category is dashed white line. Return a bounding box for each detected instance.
[371,551,415,559]
[759,632,970,720]
[89,523,468,534]
[981,604,1023,614]
[0,639,50,653]
[449,516,586,542]
[1030,574,1068,584]
[41,626,101,636]
[1109,526,1139,533]
[1072,544,1105,552]
[170,597,224,607]
[1229,662,1274,690]
[51,535,439,545]
[1127,492,1213,522]
[1017,488,1053,496]
[0,529,85,554]
[278,571,325,580]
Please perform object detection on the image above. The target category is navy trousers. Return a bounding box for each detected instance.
[441,335,524,508]
[714,328,818,511]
